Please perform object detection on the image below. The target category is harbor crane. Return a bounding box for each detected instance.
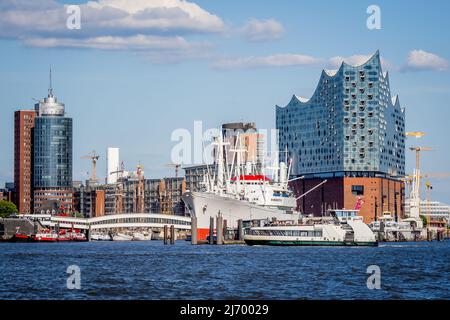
[81,150,100,182]
[409,146,432,174]
[405,132,425,139]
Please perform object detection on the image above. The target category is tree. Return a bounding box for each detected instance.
[0,200,18,218]
[420,215,428,228]
[73,211,84,218]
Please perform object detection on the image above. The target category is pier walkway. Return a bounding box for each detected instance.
[19,213,191,232]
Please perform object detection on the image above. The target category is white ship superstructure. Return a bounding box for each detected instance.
[182,133,304,240]
[244,210,377,246]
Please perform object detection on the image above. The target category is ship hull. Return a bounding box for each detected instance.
[182,191,299,240]
[244,239,378,247]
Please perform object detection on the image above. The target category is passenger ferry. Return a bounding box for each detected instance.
[244,209,377,247]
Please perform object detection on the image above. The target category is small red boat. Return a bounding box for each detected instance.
[10,233,32,242]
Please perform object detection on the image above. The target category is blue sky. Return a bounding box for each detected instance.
[1,0,450,203]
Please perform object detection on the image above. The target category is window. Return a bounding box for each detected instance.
[352,185,364,195]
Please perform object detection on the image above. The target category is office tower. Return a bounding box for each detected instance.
[33,71,73,213]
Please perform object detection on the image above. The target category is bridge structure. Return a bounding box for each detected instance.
[20,213,191,232]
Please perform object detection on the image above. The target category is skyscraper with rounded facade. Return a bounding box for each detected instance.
[276,51,405,223]
[33,79,73,213]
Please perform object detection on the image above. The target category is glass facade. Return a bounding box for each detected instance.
[33,116,72,188]
[276,51,405,177]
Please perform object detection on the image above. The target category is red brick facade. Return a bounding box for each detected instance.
[14,110,36,214]
[291,176,405,224]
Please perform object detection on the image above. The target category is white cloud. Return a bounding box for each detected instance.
[241,18,284,42]
[0,0,224,37]
[212,54,323,69]
[328,54,390,70]
[212,53,390,70]
[25,35,194,51]
[401,50,448,72]
[0,0,224,62]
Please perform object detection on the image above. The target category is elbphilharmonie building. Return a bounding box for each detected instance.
[276,51,406,222]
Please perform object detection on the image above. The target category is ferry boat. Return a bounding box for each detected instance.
[244,209,377,247]
[182,134,325,241]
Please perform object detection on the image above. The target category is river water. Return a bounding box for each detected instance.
[0,241,449,300]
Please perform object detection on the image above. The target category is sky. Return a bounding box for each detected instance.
[1,0,449,203]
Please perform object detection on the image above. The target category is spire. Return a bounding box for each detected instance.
[48,67,53,97]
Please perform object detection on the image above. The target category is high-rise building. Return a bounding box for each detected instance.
[14,110,36,213]
[33,71,73,213]
[106,147,120,184]
[276,51,405,222]
[221,122,264,164]
[185,122,265,192]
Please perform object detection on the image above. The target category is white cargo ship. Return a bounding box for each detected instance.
[182,135,325,241]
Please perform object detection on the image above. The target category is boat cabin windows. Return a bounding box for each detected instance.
[250,229,323,238]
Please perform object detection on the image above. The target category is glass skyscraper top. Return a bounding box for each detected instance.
[276,51,405,178]
[33,83,72,189]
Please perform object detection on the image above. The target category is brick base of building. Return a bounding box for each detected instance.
[291,176,405,224]
[33,188,73,214]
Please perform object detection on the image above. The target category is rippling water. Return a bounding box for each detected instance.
[0,241,449,300]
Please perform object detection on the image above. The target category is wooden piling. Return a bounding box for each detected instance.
[87,225,92,242]
[238,219,244,241]
[223,219,227,241]
[216,215,223,245]
[209,217,214,245]
[163,225,168,245]
[191,216,198,245]
[170,225,175,245]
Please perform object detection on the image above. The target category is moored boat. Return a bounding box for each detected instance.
[91,233,112,241]
[244,209,377,247]
[132,231,152,241]
[32,230,58,242]
[182,134,320,241]
[111,232,133,241]
[9,233,32,242]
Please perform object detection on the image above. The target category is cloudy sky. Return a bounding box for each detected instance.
[1,0,450,202]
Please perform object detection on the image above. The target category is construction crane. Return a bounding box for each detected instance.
[405,132,425,139]
[81,150,100,182]
[409,146,432,172]
[166,163,182,178]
